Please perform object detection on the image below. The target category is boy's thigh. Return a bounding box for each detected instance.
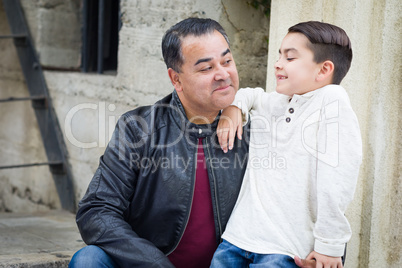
[251,253,298,268]
[210,240,250,268]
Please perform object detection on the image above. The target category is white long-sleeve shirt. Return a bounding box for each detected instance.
[222,85,362,258]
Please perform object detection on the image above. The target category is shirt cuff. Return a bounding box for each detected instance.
[314,240,345,257]
[230,102,249,126]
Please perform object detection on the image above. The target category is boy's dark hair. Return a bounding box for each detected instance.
[288,21,352,85]
[162,17,230,73]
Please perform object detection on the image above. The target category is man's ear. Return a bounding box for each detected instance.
[316,60,334,83]
[168,68,183,92]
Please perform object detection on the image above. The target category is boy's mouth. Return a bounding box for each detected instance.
[276,75,287,80]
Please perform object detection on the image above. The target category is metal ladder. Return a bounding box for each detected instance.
[0,0,76,212]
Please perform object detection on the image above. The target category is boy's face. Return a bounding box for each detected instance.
[274,32,322,96]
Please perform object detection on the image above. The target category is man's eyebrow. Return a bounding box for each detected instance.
[194,48,231,66]
[195,57,213,66]
[222,48,231,57]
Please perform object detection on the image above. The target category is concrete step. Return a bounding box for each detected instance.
[0,210,85,268]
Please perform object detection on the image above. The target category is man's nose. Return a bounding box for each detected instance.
[214,65,230,81]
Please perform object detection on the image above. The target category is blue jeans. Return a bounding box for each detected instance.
[69,245,117,268]
[210,240,299,268]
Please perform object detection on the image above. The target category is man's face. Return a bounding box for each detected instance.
[170,30,239,124]
[274,32,322,96]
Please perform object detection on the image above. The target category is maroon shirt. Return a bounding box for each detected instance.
[168,139,217,267]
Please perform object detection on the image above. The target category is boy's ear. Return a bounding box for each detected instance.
[168,68,183,92]
[316,60,334,82]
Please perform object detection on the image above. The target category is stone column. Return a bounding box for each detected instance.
[267,1,402,267]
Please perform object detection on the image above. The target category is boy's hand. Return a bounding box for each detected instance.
[295,251,343,268]
[217,106,243,153]
[294,256,316,268]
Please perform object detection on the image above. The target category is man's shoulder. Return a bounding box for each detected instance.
[121,93,174,121]
[116,93,175,138]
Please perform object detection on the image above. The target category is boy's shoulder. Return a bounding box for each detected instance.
[318,84,350,103]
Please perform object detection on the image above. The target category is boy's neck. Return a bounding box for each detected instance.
[292,83,335,97]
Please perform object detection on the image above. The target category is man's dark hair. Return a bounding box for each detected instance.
[162,17,230,73]
[288,21,352,85]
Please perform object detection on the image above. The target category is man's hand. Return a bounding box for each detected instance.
[217,106,243,153]
[295,251,343,268]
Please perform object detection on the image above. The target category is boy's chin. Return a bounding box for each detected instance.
[275,87,292,96]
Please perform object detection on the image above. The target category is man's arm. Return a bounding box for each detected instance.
[76,114,174,268]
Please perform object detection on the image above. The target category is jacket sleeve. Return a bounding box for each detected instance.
[76,114,175,268]
[313,88,362,257]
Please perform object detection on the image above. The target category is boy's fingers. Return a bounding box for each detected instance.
[228,126,235,150]
[237,122,243,140]
[294,256,316,268]
[217,126,230,153]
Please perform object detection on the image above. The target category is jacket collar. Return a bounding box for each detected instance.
[171,90,220,138]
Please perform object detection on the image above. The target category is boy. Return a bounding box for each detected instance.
[210,21,362,267]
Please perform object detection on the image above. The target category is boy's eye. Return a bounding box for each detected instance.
[287,58,295,61]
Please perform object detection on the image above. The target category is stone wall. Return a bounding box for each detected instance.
[0,3,61,212]
[267,0,401,267]
[20,0,81,69]
[0,0,269,210]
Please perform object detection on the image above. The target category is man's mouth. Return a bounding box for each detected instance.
[214,82,232,91]
[215,85,230,91]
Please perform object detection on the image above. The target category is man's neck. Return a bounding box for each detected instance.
[184,107,218,125]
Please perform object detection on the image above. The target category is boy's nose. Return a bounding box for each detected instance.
[274,60,282,69]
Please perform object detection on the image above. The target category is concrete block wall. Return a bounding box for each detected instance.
[267,1,401,267]
[20,0,81,69]
[0,3,61,212]
[0,0,269,210]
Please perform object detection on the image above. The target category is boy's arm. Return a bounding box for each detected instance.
[313,89,362,258]
[217,106,243,153]
[217,87,266,152]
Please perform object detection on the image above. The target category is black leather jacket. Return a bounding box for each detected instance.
[76,91,249,267]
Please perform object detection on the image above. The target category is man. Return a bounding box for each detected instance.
[69,18,249,268]
[69,17,316,268]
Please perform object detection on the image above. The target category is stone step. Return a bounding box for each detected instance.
[0,210,85,268]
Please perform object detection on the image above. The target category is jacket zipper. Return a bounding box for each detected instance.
[205,138,223,238]
[166,138,198,256]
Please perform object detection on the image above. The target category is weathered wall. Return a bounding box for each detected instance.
[267,1,401,267]
[0,0,269,209]
[20,0,81,69]
[0,3,61,212]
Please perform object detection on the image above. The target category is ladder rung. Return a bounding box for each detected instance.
[0,161,63,170]
[0,34,27,39]
[0,95,46,103]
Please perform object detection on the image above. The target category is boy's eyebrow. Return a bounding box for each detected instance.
[278,48,298,54]
[195,48,231,66]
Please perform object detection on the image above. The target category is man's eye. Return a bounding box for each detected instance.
[201,67,212,72]
[224,59,232,64]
